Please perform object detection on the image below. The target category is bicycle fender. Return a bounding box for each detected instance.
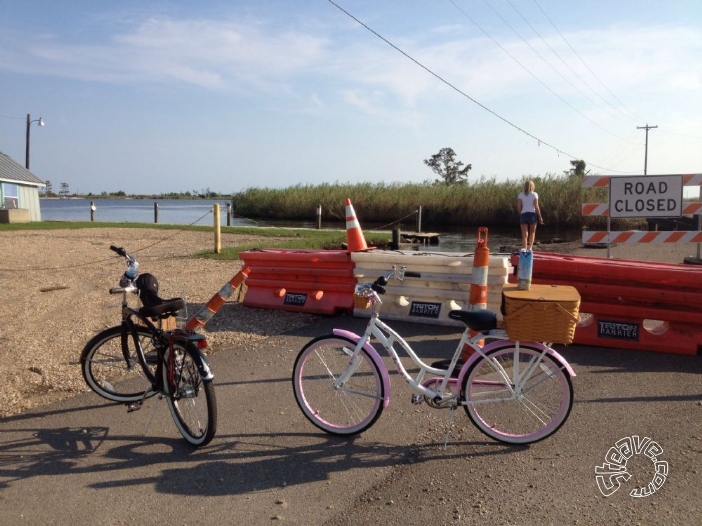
[456,340,576,386]
[333,329,391,408]
[188,346,214,381]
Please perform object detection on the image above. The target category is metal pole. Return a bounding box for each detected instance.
[317,205,322,229]
[25,114,31,169]
[214,203,221,254]
[227,202,232,226]
[416,206,422,233]
[90,201,96,222]
[154,202,159,223]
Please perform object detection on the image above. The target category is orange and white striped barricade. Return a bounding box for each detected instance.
[184,268,250,330]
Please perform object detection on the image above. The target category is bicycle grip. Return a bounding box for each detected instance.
[404,271,421,278]
[109,287,124,294]
[110,245,127,257]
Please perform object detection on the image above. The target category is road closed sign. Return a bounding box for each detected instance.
[609,175,683,218]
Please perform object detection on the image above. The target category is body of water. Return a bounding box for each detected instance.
[39,198,575,253]
[41,198,238,226]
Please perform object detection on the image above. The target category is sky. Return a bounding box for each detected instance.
[0,0,700,196]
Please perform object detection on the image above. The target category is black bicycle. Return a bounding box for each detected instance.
[80,245,217,447]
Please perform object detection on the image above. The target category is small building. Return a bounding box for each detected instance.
[0,150,46,222]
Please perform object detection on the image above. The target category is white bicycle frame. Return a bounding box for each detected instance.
[334,292,571,409]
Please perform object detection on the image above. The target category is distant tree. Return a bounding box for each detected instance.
[59,182,70,197]
[423,147,472,185]
[565,159,587,178]
[44,180,53,196]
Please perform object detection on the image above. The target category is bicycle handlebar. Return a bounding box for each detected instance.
[110,245,140,288]
[356,266,421,297]
[110,245,128,257]
[109,284,137,295]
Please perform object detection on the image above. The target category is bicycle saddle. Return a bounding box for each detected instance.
[448,309,497,332]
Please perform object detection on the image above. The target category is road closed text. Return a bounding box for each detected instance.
[609,175,682,218]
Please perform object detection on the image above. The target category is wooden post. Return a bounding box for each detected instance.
[154,202,159,224]
[317,205,322,229]
[226,202,232,226]
[90,201,96,221]
[416,206,422,233]
[214,204,221,254]
[391,227,400,250]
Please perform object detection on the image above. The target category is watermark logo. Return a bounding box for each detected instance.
[595,436,668,498]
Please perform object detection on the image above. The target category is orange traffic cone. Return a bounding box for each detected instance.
[345,198,368,251]
[462,227,490,361]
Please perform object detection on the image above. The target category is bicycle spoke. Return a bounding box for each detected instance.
[462,345,573,444]
[293,336,384,436]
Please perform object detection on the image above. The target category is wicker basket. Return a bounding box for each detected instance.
[502,284,580,344]
[354,294,372,310]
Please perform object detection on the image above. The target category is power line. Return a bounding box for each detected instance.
[505,0,639,127]
[327,0,636,174]
[531,0,644,124]
[452,0,627,140]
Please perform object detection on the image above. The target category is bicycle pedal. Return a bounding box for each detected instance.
[126,401,142,412]
[411,394,423,405]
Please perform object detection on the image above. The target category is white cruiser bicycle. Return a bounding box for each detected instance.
[292,266,575,445]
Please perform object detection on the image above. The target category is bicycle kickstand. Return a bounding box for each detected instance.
[126,387,155,412]
[443,403,457,450]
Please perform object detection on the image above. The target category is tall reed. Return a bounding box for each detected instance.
[231,175,618,230]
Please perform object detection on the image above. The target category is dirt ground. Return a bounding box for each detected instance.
[0,228,314,418]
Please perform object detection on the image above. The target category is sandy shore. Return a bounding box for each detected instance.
[1,227,699,419]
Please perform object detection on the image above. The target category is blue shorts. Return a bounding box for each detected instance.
[520,212,537,225]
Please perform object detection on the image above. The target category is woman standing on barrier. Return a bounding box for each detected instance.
[517,180,544,250]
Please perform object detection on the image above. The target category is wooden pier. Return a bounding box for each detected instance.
[400,231,441,245]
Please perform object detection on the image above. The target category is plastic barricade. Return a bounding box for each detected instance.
[352,251,512,327]
[240,249,357,315]
[509,252,702,355]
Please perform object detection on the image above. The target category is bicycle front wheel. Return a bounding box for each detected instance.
[164,343,217,447]
[461,344,573,444]
[80,325,158,403]
[293,335,385,436]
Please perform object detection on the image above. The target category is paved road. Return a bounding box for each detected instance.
[1,315,700,525]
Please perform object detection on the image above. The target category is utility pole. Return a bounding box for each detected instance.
[637,124,657,175]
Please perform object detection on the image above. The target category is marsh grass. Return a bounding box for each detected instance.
[231,176,615,230]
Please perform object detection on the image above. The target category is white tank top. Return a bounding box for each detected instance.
[518,191,538,213]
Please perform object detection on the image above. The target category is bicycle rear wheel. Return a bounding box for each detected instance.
[293,335,384,436]
[80,325,158,402]
[461,344,573,444]
[164,343,217,447]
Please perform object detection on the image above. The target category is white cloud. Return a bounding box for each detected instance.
[0,17,327,91]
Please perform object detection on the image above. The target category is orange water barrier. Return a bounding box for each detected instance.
[509,252,702,355]
[239,249,357,314]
